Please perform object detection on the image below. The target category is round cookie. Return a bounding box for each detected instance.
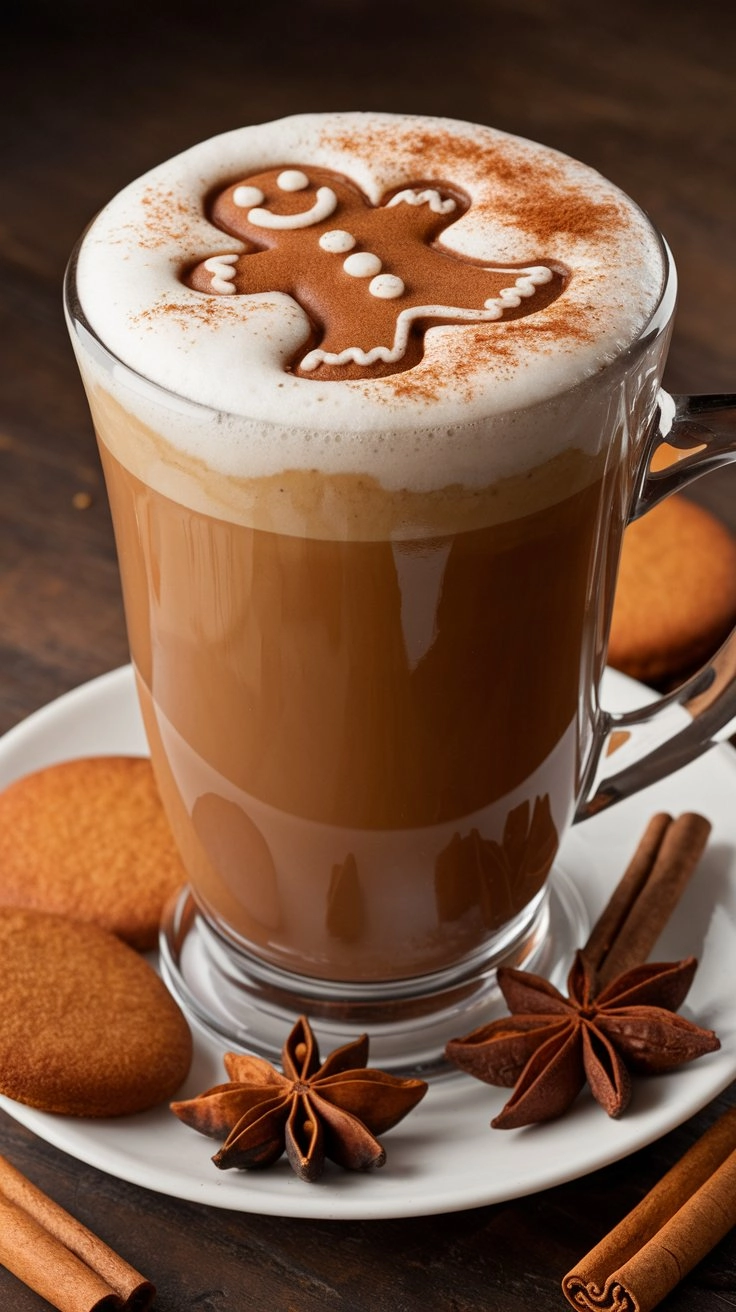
[0,756,186,949]
[608,494,736,684]
[0,907,192,1116]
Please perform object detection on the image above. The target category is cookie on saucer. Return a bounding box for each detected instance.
[0,907,192,1116]
[608,494,736,685]
[0,756,185,950]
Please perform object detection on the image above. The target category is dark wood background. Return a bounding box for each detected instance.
[1,1,735,1307]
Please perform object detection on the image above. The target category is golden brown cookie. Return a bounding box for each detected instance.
[0,756,185,950]
[608,494,736,684]
[0,907,192,1116]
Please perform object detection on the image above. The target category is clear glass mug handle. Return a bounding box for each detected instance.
[576,391,736,821]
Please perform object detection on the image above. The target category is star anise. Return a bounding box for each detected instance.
[171,1016,427,1181]
[445,953,720,1129]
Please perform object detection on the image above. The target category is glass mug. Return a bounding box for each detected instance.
[65,114,736,1071]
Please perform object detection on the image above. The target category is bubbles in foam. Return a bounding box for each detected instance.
[73,112,667,492]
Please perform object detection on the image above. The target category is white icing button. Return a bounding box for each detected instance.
[277,170,310,191]
[368,273,405,299]
[319,229,356,253]
[343,252,383,278]
[232,185,265,208]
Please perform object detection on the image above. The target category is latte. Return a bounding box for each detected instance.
[68,113,668,985]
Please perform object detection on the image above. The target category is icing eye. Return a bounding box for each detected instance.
[369,274,405,299]
[233,185,265,208]
[278,170,310,191]
[319,230,356,253]
[343,252,383,278]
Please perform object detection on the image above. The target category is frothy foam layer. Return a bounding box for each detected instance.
[72,112,666,489]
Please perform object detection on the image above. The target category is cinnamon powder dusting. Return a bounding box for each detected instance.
[135,186,196,249]
[321,124,626,245]
[381,298,598,408]
[133,297,258,331]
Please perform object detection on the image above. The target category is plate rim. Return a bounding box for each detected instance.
[1,664,734,1220]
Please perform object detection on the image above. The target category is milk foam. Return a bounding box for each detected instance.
[72,112,667,492]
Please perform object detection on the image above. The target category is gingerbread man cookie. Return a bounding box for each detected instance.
[187,166,567,380]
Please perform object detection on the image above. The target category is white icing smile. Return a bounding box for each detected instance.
[248,186,338,230]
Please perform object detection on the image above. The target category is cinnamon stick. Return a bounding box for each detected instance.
[0,1154,154,1311]
[562,1106,736,1311]
[582,812,711,988]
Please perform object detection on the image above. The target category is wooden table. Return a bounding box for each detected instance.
[2,1,735,1307]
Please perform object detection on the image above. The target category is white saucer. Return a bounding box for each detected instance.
[0,666,734,1220]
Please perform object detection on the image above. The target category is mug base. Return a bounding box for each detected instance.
[159,865,588,1077]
